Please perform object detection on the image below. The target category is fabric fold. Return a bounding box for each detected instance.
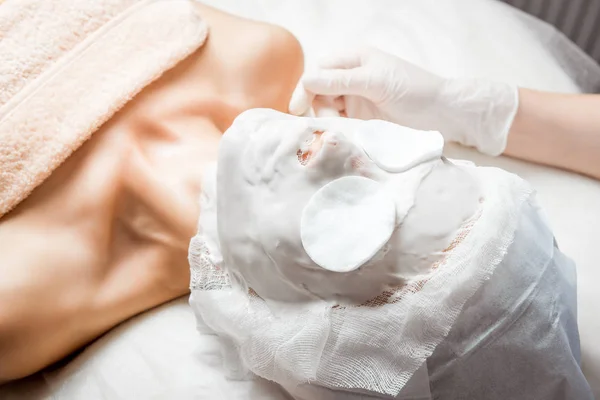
[0,0,209,217]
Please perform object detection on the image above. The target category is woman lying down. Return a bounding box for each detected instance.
[0,0,595,398]
[189,108,594,399]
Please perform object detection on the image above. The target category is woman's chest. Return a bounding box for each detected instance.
[0,5,304,313]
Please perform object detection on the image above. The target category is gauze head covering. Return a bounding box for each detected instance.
[189,109,592,399]
[423,198,593,400]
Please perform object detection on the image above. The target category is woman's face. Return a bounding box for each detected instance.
[215,109,446,304]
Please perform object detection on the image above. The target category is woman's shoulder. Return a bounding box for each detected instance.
[194,3,304,115]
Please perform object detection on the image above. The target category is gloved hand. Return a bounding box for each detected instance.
[289,47,519,156]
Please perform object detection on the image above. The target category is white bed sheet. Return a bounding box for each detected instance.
[2,1,599,399]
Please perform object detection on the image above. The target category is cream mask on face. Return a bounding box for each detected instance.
[216,108,478,304]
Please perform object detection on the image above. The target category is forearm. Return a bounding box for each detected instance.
[504,88,600,180]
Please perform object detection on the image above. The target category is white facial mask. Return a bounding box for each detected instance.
[190,108,501,398]
[215,108,459,304]
[355,119,444,173]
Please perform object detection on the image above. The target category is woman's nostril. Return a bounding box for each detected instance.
[297,131,324,166]
[297,148,311,165]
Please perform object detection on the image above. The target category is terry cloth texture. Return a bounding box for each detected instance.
[0,0,208,217]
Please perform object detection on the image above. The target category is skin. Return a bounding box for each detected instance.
[0,3,304,382]
[505,89,600,180]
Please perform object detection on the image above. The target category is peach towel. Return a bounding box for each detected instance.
[0,0,208,217]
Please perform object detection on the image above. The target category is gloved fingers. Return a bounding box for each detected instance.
[289,88,347,117]
[315,95,346,112]
[288,46,379,116]
[301,67,372,97]
[332,96,346,112]
[289,81,315,116]
[312,95,347,117]
[313,96,342,117]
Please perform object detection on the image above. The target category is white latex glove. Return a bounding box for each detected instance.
[289,47,519,156]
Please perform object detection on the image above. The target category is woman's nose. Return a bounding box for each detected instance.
[297,131,323,165]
